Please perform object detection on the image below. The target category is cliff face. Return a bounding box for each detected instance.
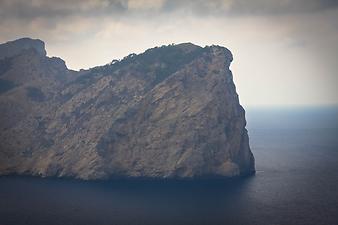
[0,38,46,60]
[0,38,255,180]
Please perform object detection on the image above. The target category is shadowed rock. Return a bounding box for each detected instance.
[0,38,46,60]
[0,39,255,180]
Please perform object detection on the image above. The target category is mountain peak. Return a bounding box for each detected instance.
[0,38,254,180]
[173,42,202,52]
[0,37,46,60]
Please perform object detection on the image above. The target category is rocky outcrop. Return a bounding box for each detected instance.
[0,38,46,60]
[0,38,255,180]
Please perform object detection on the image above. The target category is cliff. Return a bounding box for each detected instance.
[0,38,255,180]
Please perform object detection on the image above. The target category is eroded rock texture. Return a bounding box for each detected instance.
[0,38,255,180]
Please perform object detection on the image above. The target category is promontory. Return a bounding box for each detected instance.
[0,38,255,180]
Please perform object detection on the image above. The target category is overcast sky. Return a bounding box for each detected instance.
[0,0,337,106]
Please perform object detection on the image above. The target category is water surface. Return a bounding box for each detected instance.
[1,106,337,225]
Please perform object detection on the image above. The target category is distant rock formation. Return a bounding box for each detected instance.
[0,38,255,180]
[0,38,46,60]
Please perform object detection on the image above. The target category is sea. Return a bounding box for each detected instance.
[1,106,337,225]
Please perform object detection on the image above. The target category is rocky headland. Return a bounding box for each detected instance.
[0,38,255,180]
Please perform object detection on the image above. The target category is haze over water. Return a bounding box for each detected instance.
[1,106,337,225]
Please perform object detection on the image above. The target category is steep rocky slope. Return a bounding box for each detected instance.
[0,38,255,180]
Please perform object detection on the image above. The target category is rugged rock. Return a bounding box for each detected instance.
[0,38,255,180]
[0,38,46,60]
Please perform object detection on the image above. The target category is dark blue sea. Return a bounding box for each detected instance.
[1,107,337,225]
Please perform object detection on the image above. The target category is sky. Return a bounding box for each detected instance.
[0,0,337,107]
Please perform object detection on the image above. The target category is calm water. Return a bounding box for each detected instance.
[1,107,338,225]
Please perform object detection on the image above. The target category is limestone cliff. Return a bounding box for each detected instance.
[0,38,255,180]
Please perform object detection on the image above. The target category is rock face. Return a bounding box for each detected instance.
[0,38,46,60]
[0,38,255,180]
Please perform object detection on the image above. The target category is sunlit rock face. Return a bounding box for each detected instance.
[0,38,255,180]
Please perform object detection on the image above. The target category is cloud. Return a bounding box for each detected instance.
[0,0,337,105]
[0,0,126,21]
[1,0,338,22]
[127,0,165,10]
[227,0,338,15]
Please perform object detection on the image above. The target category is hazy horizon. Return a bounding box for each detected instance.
[0,0,337,106]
